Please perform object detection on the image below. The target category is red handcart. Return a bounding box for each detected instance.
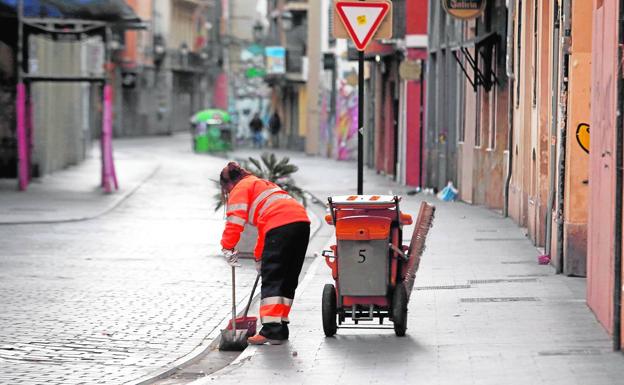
[322,195,435,336]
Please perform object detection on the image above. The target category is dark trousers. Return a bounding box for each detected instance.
[259,221,310,340]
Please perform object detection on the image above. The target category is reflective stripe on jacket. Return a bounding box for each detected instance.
[220,175,310,259]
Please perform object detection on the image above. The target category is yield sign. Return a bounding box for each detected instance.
[335,1,391,51]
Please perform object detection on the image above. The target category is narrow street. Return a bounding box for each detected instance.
[2,0,624,382]
[1,135,624,384]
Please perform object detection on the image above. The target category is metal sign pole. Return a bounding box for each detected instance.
[357,50,364,195]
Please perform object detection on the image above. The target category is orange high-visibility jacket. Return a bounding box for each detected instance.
[220,175,310,260]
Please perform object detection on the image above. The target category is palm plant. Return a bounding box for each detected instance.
[213,153,307,211]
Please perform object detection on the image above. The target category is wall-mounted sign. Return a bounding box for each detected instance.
[265,46,286,75]
[441,0,486,20]
[399,60,423,81]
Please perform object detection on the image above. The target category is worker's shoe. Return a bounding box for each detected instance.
[247,334,286,345]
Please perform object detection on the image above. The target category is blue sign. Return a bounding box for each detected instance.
[265,46,286,75]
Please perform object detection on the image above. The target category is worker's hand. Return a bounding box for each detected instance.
[222,248,240,267]
[255,260,262,274]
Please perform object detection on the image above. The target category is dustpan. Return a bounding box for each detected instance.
[219,269,260,351]
[226,273,260,337]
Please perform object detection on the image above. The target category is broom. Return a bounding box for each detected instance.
[219,266,250,351]
[403,202,436,299]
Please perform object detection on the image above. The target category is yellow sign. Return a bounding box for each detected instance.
[357,15,367,26]
[576,123,590,153]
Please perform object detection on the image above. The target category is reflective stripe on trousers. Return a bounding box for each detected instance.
[260,296,293,324]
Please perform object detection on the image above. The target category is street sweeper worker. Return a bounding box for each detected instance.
[219,162,310,345]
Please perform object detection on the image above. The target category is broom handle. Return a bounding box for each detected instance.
[243,274,260,318]
[231,266,237,331]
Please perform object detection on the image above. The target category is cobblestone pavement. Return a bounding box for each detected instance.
[0,136,308,384]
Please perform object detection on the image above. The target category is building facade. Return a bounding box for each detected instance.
[119,0,220,137]
[427,0,510,205]
[588,0,623,349]
[426,0,623,349]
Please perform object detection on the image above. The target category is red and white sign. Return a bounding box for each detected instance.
[335,1,391,51]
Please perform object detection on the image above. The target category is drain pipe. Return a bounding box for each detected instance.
[613,0,624,352]
[503,0,515,218]
[545,1,561,257]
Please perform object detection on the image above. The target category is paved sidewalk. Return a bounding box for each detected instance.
[192,149,624,385]
[0,138,163,224]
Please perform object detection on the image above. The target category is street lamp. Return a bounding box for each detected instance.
[281,11,294,31]
[153,34,166,66]
[180,42,189,56]
[253,21,264,42]
[180,42,189,67]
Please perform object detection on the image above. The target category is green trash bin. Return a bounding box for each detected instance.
[191,109,233,153]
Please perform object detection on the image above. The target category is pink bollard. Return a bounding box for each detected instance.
[16,83,28,191]
[102,84,117,193]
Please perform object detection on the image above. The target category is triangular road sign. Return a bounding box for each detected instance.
[335,1,391,51]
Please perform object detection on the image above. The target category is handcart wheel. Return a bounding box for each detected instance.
[322,284,338,337]
[392,285,408,337]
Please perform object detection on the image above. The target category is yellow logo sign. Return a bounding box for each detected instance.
[356,15,367,26]
[576,123,590,153]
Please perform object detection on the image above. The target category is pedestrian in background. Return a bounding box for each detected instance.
[219,162,310,345]
[249,112,264,148]
[268,111,281,149]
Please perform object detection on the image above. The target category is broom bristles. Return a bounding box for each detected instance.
[403,202,436,298]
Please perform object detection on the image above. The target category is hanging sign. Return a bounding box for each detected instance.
[334,0,392,51]
[442,0,486,20]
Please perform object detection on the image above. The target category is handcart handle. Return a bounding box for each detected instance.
[389,243,409,262]
[322,249,336,259]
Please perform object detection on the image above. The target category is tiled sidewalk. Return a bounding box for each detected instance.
[192,149,624,385]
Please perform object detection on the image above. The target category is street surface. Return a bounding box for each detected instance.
[1,135,624,385]
[0,136,286,384]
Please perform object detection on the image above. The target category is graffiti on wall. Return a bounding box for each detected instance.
[576,123,590,153]
[336,80,359,160]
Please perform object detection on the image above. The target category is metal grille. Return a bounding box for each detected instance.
[501,261,535,265]
[474,238,527,242]
[507,274,551,277]
[460,297,539,303]
[468,278,538,284]
[415,284,472,291]
[538,349,606,356]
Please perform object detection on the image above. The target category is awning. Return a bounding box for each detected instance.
[0,0,140,22]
